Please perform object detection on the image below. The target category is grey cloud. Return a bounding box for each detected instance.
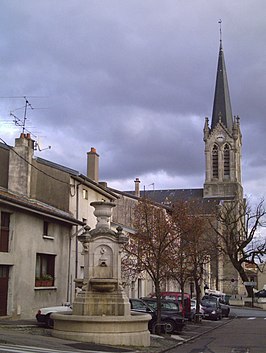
[0,0,265,199]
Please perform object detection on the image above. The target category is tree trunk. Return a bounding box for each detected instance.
[180,280,185,317]
[194,277,202,323]
[154,281,162,334]
[230,257,253,297]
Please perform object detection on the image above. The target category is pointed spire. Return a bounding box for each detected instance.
[211,22,233,131]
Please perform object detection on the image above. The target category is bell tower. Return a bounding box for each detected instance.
[203,38,243,199]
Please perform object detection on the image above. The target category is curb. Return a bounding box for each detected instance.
[159,317,233,353]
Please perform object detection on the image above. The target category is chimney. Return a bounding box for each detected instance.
[87,147,99,182]
[99,181,107,188]
[8,133,35,196]
[134,178,140,197]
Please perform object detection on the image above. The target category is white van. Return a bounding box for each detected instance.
[204,289,226,302]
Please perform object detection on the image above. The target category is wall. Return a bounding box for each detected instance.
[0,144,9,188]
[257,264,266,290]
[112,193,137,228]
[0,205,71,319]
[30,160,70,212]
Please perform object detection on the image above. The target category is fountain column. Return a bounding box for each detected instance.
[73,201,130,316]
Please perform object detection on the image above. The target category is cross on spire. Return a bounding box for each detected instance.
[218,19,222,45]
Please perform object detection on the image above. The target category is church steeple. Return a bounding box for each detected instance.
[211,40,233,131]
[203,33,243,200]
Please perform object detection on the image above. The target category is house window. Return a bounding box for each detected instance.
[0,212,10,252]
[224,144,230,177]
[82,189,88,200]
[35,253,55,287]
[43,221,49,236]
[43,221,54,239]
[212,145,218,178]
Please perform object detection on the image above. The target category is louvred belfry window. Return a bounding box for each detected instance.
[212,145,218,178]
[224,144,230,177]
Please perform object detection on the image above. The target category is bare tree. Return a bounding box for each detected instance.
[124,198,177,333]
[171,200,211,320]
[121,249,141,290]
[212,198,266,297]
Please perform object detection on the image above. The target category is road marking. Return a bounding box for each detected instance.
[247,317,256,320]
[171,334,185,341]
[0,344,111,353]
[0,345,74,353]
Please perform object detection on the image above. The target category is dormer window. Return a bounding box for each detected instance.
[212,145,218,178]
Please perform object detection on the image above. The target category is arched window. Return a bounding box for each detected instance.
[224,144,230,177]
[212,145,218,178]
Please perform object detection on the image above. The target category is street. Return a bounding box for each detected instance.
[167,307,266,353]
[0,307,265,353]
[0,345,74,353]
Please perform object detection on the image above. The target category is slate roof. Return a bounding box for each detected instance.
[139,188,204,204]
[36,156,79,176]
[211,41,233,131]
[0,141,118,201]
[124,187,235,215]
[0,187,83,225]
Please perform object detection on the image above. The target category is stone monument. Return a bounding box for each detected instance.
[52,201,150,347]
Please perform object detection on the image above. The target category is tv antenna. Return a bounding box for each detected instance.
[7,96,51,152]
[9,96,36,134]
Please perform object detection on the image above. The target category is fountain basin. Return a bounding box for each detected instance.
[52,312,151,346]
[90,278,117,292]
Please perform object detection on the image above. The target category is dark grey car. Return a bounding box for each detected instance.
[202,295,230,317]
[201,299,222,321]
[130,298,185,334]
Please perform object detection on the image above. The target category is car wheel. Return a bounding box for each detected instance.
[163,320,176,334]
[46,314,54,328]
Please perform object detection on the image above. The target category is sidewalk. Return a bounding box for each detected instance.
[0,318,229,353]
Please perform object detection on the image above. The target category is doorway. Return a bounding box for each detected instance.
[0,265,9,316]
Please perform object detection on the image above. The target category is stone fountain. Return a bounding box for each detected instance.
[52,201,150,347]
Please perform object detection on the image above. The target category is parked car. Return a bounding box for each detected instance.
[150,291,191,319]
[141,297,183,314]
[202,295,230,317]
[201,299,222,321]
[254,289,266,298]
[130,298,185,334]
[36,303,72,328]
[190,299,204,321]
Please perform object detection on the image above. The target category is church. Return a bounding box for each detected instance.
[112,37,244,297]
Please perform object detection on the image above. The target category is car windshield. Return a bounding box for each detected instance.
[163,295,177,300]
[130,300,153,311]
[144,300,179,311]
[201,300,216,308]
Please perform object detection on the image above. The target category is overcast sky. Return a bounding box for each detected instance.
[0,0,265,202]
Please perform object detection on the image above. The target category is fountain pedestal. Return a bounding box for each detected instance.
[52,201,150,347]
